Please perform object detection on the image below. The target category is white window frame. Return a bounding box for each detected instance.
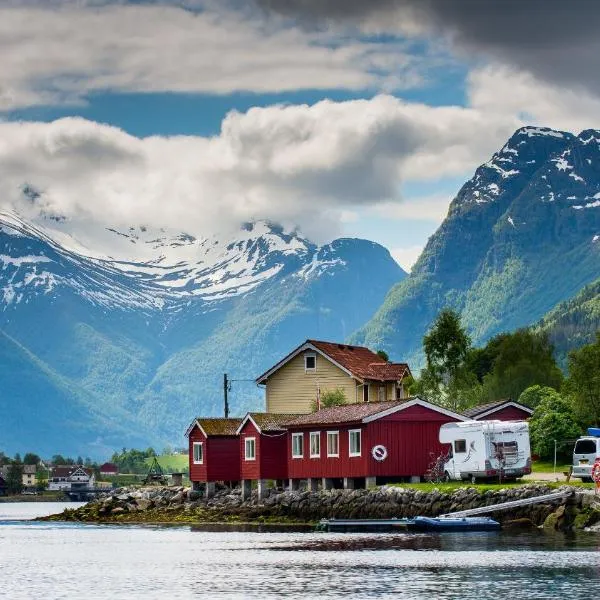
[291,433,304,459]
[310,431,321,458]
[193,441,204,464]
[304,352,317,372]
[245,437,256,461]
[363,384,370,402]
[327,430,339,458]
[349,429,361,457]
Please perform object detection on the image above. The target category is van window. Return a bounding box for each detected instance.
[574,439,597,454]
[454,439,466,453]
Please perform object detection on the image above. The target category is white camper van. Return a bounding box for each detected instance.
[572,428,600,482]
[439,420,532,483]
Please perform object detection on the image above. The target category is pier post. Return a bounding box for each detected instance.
[343,477,355,490]
[205,481,216,498]
[257,479,268,500]
[288,478,300,491]
[308,478,319,492]
[365,476,377,489]
[322,478,334,490]
[241,479,252,501]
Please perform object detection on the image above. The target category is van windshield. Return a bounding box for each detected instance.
[574,439,597,455]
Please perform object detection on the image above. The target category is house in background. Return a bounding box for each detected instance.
[463,400,533,422]
[285,397,466,490]
[22,465,37,489]
[99,463,119,476]
[186,418,242,496]
[256,339,412,414]
[236,413,301,499]
[48,466,95,491]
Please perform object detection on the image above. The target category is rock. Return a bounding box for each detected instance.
[111,507,126,515]
[135,499,152,511]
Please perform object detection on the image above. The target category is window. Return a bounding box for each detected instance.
[349,429,361,457]
[395,384,405,400]
[454,439,467,453]
[363,384,369,402]
[292,433,304,458]
[327,431,339,457]
[574,439,597,455]
[304,353,316,372]
[310,432,321,458]
[193,442,203,464]
[245,437,256,461]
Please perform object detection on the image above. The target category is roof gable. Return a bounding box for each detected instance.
[463,400,533,419]
[255,339,411,384]
[185,418,243,437]
[236,412,303,434]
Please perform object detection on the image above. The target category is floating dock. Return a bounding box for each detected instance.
[317,516,500,533]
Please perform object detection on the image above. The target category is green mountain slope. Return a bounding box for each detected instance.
[353,127,600,368]
[535,278,600,367]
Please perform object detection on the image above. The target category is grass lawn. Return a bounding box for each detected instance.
[144,453,188,473]
[531,460,571,474]
[389,480,595,494]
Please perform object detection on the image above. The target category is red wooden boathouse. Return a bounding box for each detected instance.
[285,398,466,490]
[463,400,533,422]
[186,417,242,496]
[236,413,301,499]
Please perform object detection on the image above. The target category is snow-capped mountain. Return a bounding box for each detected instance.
[354,126,600,367]
[0,210,406,456]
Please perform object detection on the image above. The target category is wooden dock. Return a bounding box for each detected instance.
[440,490,573,518]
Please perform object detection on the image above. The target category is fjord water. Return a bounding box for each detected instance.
[1,504,599,599]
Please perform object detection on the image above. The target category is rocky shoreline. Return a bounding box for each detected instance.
[40,483,600,532]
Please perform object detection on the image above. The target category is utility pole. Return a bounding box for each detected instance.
[223,373,229,418]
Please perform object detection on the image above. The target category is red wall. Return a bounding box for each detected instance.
[477,406,531,421]
[287,404,461,479]
[188,426,241,482]
[239,420,288,481]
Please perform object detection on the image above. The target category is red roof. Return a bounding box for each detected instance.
[286,400,408,427]
[462,400,533,418]
[256,339,411,384]
[99,462,119,473]
[50,466,93,478]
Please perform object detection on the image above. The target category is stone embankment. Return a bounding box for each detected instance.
[44,484,600,531]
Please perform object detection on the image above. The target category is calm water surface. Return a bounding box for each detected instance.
[1,503,599,599]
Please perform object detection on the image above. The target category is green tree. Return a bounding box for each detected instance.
[6,464,23,495]
[564,331,600,426]
[529,389,581,460]
[479,330,563,401]
[423,309,471,386]
[518,385,557,410]
[311,388,347,411]
[376,349,389,362]
[13,453,21,464]
[23,453,41,465]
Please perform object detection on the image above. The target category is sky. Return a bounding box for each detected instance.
[1,0,600,271]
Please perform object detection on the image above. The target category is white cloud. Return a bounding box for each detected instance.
[374,192,451,223]
[390,245,423,271]
[0,95,520,242]
[468,66,600,134]
[0,2,433,110]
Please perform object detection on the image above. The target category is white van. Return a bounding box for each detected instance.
[572,428,600,481]
[439,420,532,483]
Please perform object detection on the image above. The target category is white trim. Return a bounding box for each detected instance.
[291,432,304,458]
[309,431,321,458]
[472,401,534,420]
[304,352,317,373]
[348,429,361,457]
[244,437,256,461]
[192,441,204,464]
[185,419,207,438]
[326,430,340,458]
[361,397,468,424]
[236,413,262,435]
[256,341,356,383]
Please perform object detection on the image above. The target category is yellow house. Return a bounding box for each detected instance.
[256,339,412,414]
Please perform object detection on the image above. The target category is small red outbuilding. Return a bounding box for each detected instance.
[285,397,466,488]
[463,400,533,422]
[99,462,119,476]
[236,412,301,499]
[186,418,242,490]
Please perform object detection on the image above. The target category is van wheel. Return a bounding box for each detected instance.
[583,477,593,483]
[470,474,477,484]
[443,472,451,482]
